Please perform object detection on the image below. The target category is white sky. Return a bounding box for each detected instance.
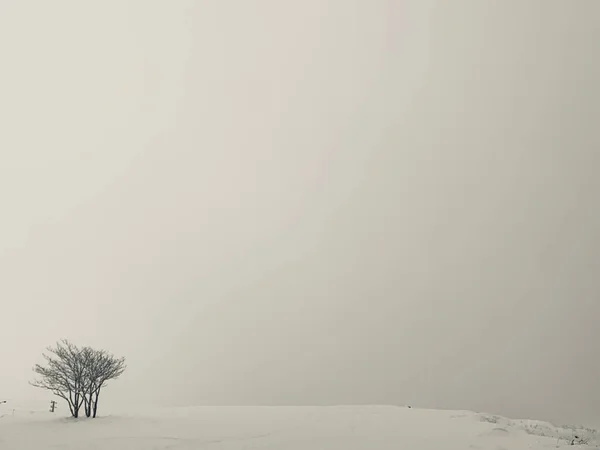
[1,0,599,426]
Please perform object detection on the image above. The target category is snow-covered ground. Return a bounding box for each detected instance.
[0,404,597,449]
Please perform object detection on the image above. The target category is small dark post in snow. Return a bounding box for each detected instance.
[50,400,57,413]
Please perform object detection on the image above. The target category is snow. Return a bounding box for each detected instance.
[0,405,597,449]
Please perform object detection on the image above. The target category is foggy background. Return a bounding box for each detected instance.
[1,0,599,427]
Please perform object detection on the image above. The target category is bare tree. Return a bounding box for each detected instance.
[80,346,96,418]
[30,340,86,418]
[31,341,126,419]
[87,349,126,418]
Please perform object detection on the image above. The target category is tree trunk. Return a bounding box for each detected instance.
[92,390,100,418]
[73,392,80,418]
[84,394,91,418]
[74,390,86,418]
[67,390,78,418]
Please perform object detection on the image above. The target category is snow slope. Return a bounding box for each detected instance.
[0,405,597,449]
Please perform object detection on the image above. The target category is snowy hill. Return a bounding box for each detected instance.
[0,405,597,449]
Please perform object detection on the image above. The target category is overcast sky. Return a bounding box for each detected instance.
[1,0,599,427]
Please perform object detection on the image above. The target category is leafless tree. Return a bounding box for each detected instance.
[30,340,86,418]
[31,341,126,419]
[80,347,126,418]
[80,346,96,418]
[93,349,126,418]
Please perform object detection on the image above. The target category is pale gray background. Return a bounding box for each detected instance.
[1,0,599,427]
